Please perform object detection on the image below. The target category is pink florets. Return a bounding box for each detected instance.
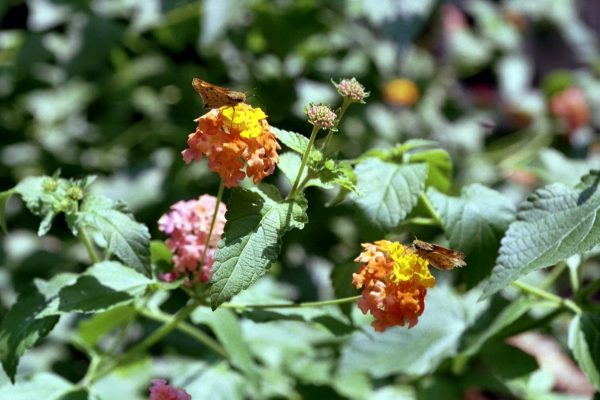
[305,103,337,129]
[334,78,369,103]
[158,194,227,284]
[149,379,191,400]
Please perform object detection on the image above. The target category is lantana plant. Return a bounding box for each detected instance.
[1,75,599,399]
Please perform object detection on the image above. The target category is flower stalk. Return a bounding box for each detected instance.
[288,125,320,199]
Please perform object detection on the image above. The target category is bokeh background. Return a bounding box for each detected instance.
[1,0,600,398]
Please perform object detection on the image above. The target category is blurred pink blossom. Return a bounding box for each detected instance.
[149,379,191,400]
[549,87,590,133]
[158,194,227,284]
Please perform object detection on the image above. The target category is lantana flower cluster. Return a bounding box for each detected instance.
[149,379,191,400]
[549,86,590,134]
[353,240,435,331]
[182,103,280,187]
[305,103,338,129]
[158,195,227,284]
[334,77,369,103]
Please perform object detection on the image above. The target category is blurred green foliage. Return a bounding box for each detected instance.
[2,0,600,398]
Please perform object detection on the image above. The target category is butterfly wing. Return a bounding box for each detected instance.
[192,78,246,109]
[411,240,466,271]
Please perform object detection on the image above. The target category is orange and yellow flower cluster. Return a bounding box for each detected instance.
[182,103,280,187]
[353,240,435,331]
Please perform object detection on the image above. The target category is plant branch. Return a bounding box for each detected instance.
[90,300,200,383]
[512,280,582,314]
[222,295,361,310]
[288,125,320,199]
[419,192,442,227]
[199,179,225,268]
[137,307,228,359]
[78,227,101,264]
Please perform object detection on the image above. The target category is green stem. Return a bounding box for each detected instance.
[288,125,320,199]
[320,98,351,154]
[80,355,101,387]
[137,308,228,359]
[497,130,552,170]
[79,227,100,264]
[400,217,439,226]
[222,295,361,310]
[512,281,582,314]
[90,300,200,383]
[569,262,580,292]
[199,180,225,268]
[419,192,442,226]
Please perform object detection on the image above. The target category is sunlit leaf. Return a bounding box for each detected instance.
[428,185,516,287]
[40,262,152,316]
[482,172,600,299]
[569,313,600,391]
[209,184,307,308]
[0,372,73,399]
[77,195,151,276]
[338,285,479,377]
[192,308,258,385]
[354,158,428,229]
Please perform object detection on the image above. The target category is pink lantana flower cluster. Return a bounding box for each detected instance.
[149,379,191,400]
[158,195,227,284]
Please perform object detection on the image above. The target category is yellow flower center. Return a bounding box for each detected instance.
[221,104,268,139]
[377,241,435,288]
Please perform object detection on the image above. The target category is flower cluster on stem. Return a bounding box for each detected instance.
[149,378,191,400]
[353,240,435,331]
[182,103,280,187]
[158,194,226,284]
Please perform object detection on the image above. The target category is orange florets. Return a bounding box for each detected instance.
[182,103,280,187]
[352,240,435,331]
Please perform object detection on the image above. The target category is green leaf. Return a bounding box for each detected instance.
[40,261,152,316]
[0,189,14,233]
[192,308,258,385]
[364,139,438,160]
[225,276,351,335]
[482,172,600,299]
[427,185,516,287]
[338,284,478,377]
[409,148,452,193]
[242,319,335,383]
[569,313,600,391]
[278,152,356,192]
[0,287,60,382]
[0,274,78,382]
[481,342,538,380]
[150,240,172,265]
[77,195,151,276]
[186,362,245,400]
[14,176,69,235]
[57,388,89,400]
[278,152,332,189]
[209,184,307,308]
[316,159,357,192]
[354,158,428,229]
[459,297,537,359]
[527,148,591,186]
[0,372,73,399]
[272,127,316,157]
[77,305,137,348]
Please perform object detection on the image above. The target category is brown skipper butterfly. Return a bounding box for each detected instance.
[411,239,466,271]
[192,78,246,109]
